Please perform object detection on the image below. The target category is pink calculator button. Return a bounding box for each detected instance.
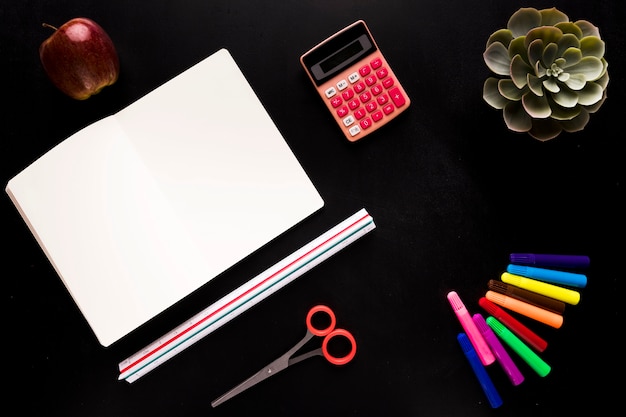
[383,104,395,115]
[370,57,382,69]
[389,87,406,107]
[359,91,372,103]
[376,68,388,79]
[365,75,377,86]
[359,65,371,76]
[365,101,377,113]
[337,106,349,118]
[354,82,366,93]
[383,78,395,89]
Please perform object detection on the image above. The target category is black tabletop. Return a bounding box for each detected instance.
[3,1,623,416]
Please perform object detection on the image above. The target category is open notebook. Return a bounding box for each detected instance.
[6,48,324,347]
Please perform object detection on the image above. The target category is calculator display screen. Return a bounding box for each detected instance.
[303,21,377,86]
[319,39,365,73]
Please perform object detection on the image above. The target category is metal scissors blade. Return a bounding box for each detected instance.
[211,330,315,407]
[211,355,288,407]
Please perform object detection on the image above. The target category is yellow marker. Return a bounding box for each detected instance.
[501,273,580,305]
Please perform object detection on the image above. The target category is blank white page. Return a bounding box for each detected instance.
[6,49,323,347]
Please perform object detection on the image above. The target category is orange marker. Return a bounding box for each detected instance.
[485,291,563,329]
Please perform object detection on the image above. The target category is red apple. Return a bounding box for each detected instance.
[39,17,120,100]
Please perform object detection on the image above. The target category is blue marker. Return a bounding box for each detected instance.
[457,332,503,408]
[507,264,587,288]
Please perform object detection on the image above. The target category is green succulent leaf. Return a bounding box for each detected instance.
[527,39,544,67]
[487,29,514,49]
[578,81,604,106]
[539,7,569,27]
[556,33,581,56]
[568,56,604,81]
[549,100,581,120]
[555,22,584,39]
[508,7,542,38]
[503,101,532,132]
[564,73,586,90]
[585,89,608,113]
[561,109,590,132]
[484,42,511,75]
[575,20,601,38]
[535,60,546,77]
[522,91,552,118]
[542,42,559,67]
[580,36,605,58]
[499,78,524,100]
[527,73,544,96]
[483,77,509,109]
[543,77,560,94]
[508,37,528,62]
[595,67,609,89]
[528,118,563,141]
[561,47,583,68]
[551,87,578,108]
[511,54,533,88]
[525,26,563,49]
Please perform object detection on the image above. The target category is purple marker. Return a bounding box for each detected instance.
[509,253,590,270]
[473,313,525,386]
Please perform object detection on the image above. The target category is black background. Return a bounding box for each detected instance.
[2,1,623,416]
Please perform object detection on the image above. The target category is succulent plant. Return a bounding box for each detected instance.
[483,7,609,141]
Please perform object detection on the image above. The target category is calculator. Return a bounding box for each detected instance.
[300,20,410,142]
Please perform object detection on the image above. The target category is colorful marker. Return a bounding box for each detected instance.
[447,291,495,366]
[486,316,551,377]
[488,279,566,314]
[501,272,581,305]
[485,291,563,329]
[509,253,590,270]
[473,313,524,386]
[478,297,548,352]
[457,332,503,408]
[507,264,587,288]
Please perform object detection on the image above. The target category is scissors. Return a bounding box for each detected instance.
[211,305,357,407]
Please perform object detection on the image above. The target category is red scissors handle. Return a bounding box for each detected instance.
[306,305,356,365]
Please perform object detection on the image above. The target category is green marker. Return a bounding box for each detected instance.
[486,316,551,377]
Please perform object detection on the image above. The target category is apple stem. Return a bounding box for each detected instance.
[42,23,58,31]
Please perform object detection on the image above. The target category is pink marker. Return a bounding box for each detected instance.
[447,291,495,366]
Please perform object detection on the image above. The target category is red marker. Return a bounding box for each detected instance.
[478,297,548,352]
